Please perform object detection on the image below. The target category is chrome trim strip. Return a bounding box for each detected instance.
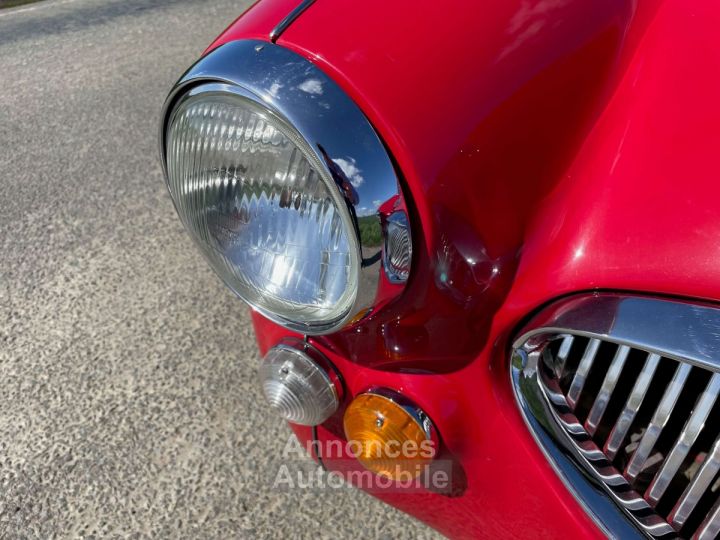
[269,0,316,43]
[511,293,720,539]
[159,39,407,335]
[517,294,720,372]
[604,352,660,460]
[625,362,692,482]
[645,372,720,505]
[585,345,630,436]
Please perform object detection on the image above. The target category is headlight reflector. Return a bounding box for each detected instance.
[165,88,361,332]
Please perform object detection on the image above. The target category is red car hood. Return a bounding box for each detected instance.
[212,0,720,368]
[278,0,720,310]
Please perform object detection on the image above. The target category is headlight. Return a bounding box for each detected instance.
[160,40,410,334]
[166,89,360,330]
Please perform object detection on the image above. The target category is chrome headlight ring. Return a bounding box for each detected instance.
[159,39,410,335]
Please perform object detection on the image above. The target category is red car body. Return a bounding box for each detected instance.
[189,0,720,537]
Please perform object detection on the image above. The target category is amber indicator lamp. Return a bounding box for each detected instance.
[343,389,439,479]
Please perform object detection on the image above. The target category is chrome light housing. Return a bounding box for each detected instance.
[160,40,410,334]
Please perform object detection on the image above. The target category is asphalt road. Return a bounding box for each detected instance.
[0,0,441,537]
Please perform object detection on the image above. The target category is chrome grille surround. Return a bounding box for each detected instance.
[511,294,720,540]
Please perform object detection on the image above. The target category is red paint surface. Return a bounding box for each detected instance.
[205,0,299,52]
[253,311,603,539]
[214,0,720,537]
[273,0,641,372]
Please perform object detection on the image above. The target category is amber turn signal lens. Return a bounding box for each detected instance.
[343,390,438,479]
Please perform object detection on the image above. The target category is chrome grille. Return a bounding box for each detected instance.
[511,294,720,539]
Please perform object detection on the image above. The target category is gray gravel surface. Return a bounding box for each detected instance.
[0,0,442,537]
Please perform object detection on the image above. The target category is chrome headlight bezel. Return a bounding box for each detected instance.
[159,39,410,335]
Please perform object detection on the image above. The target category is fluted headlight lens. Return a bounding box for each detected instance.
[165,90,360,331]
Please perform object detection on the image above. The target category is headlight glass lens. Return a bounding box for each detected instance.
[165,90,359,329]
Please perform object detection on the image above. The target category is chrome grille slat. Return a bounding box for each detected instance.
[511,294,720,540]
[617,490,657,512]
[576,439,609,462]
[625,362,693,483]
[567,338,601,410]
[696,499,720,540]
[670,436,720,529]
[646,373,720,505]
[556,335,575,378]
[604,352,661,460]
[585,345,631,436]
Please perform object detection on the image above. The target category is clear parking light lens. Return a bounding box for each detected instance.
[384,211,412,283]
[165,90,360,332]
[258,343,339,426]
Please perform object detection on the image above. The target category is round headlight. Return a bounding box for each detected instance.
[161,40,410,335]
[165,88,361,332]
